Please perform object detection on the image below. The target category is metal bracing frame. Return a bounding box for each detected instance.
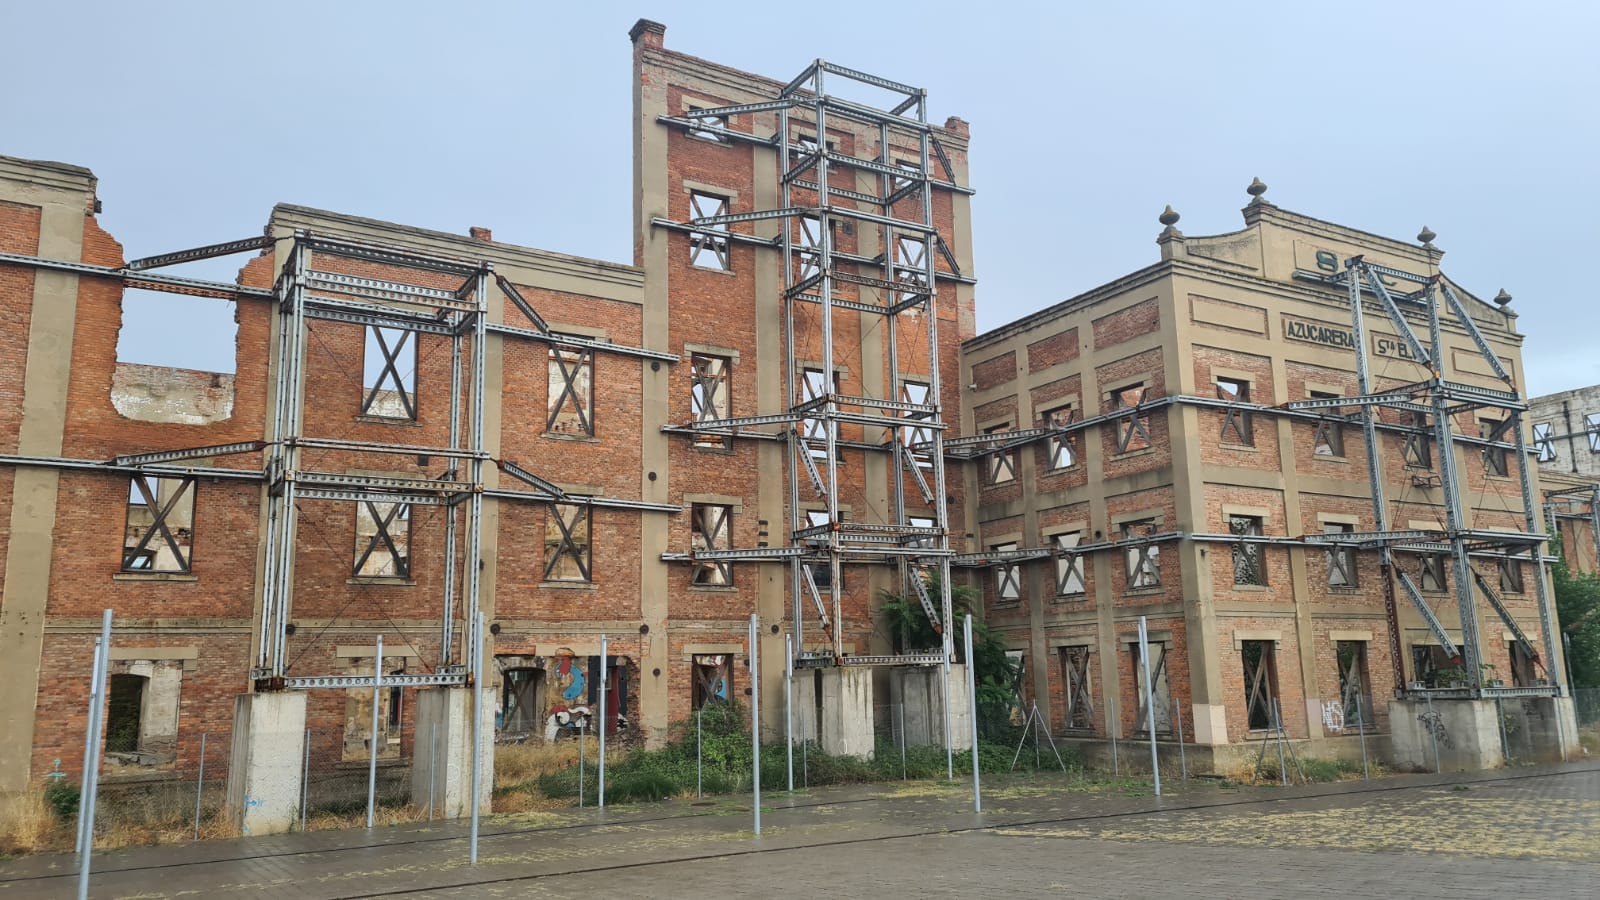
[658,62,963,666]
[1313,256,1562,697]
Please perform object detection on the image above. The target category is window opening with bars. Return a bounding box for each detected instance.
[1043,405,1076,470]
[1403,411,1433,468]
[1310,390,1344,456]
[893,235,928,307]
[1060,646,1095,731]
[1336,641,1371,728]
[1241,639,1279,731]
[1122,519,1160,588]
[691,504,733,586]
[122,475,196,573]
[353,501,410,578]
[1132,641,1173,736]
[544,503,592,582]
[690,353,732,448]
[1113,384,1151,453]
[800,368,839,459]
[1230,514,1266,586]
[983,424,1016,484]
[688,191,730,270]
[992,542,1021,603]
[547,346,594,436]
[362,326,417,419]
[1533,422,1556,462]
[1054,531,1085,597]
[1324,522,1357,587]
[1216,377,1253,445]
[900,380,935,467]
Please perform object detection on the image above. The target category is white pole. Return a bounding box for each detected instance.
[785,634,794,792]
[77,609,112,900]
[469,612,485,863]
[941,644,954,780]
[367,634,383,829]
[598,633,608,809]
[1138,616,1161,797]
[75,634,105,856]
[193,732,207,839]
[300,730,310,832]
[749,613,761,836]
[964,614,981,813]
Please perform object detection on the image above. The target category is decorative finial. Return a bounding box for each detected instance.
[1247,177,1268,201]
[1417,225,1437,246]
[1159,205,1181,227]
[1493,288,1512,307]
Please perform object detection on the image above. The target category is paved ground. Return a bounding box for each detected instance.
[3,764,1598,898]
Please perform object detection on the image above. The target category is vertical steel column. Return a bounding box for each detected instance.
[1347,260,1405,692]
[1420,277,1484,686]
[257,239,294,673]
[779,101,806,653]
[812,81,845,663]
[274,238,311,677]
[1512,411,1562,692]
[366,635,382,828]
[470,612,485,863]
[465,267,489,676]
[441,284,465,666]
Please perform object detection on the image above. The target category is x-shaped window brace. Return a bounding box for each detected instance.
[1244,645,1276,729]
[1063,647,1094,727]
[547,348,595,435]
[1134,642,1170,734]
[1218,385,1252,444]
[362,327,417,420]
[353,500,410,578]
[1339,649,1367,725]
[123,475,196,572]
[1114,388,1151,452]
[544,503,591,582]
[690,357,730,423]
[692,505,732,585]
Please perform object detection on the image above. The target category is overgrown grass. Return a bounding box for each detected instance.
[1237,754,1377,785]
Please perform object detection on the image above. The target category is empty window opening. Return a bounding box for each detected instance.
[499,666,547,736]
[115,287,238,374]
[690,353,732,449]
[105,674,146,754]
[362,326,417,419]
[1481,418,1511,476]
[1241,639,1279,731]
[686,105,728,142]
[689,191,730,271]
[1336,641,1372,728]
[900,380,935,467]
[983,424,1016,485]
[354,501,410,578]
[991,542,1021,603]
[544,503,592,582]
[1533,422,1557,463]
[1043,406,1077,470]
[343,657,405,760]
[1123,519,1160,589]
[891,158,921,191]
[691,504,733,586]
[1419,553,1447,592]
[907,515,936,550]
[1411,644,1458,688]
[1588,413,1600,452]
[805,510,839,590]
[1132,640,1173,736]
[1216,377,1253,445]
[1324,522,1357,587]
[547,346,594,436]
[1230,515,1267,586]
[693,655,733,709]
[1005,649,1028,717]
[796,215,823,281]
[1054,531,1085,597]
[1403,411,1433,468]
[800,368,839,460]
[1112,384,1151,453]
[1498,557,1524,594]
[1059,646,1095,732]
[893,235,929,305]
[122,475,196,573]
[1310,391,1345,456]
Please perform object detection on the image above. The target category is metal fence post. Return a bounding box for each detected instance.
[749,613,761,836]
[300,729,310,831]
[428,720,437,821]
[1173,698,1187,785]
[695,707,702,798]
[965,614,981,813]
[1272,698,1288,785]
[898,702,907,780]
[784,634,793,793]
[1354,691,1370,781]
[367,634,383,829]
[469,611,485,864]
[193,732,207,839]
[77,609,112,900]
[579,720,586,808]
[1138,616,1161,796]
[598,633,607,809]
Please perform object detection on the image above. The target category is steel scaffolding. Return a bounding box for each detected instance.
[660,60,963,667]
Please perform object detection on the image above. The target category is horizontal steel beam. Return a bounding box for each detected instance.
[113,441,266,467]
[284,673,469,690]
[487,322,679,362]
[127,235,276,271]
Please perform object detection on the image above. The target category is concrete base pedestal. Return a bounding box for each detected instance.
[818,667,875,759]
[410,687,494,819]
[1388,697,1503,772]
[225,691,307,836]
[890,665,971,749]
[788,670,820,745]
[1500,694,1580,763]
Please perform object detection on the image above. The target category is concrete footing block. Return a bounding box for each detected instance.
[889,665,971,749]
[819,667,875,758]
[410,687,494,819]
[225,691,307,836]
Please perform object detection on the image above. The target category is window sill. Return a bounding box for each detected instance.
[1231,584,1271,593]
[541,581,597,590]
[1311,453,1349,463]
[1122,587,1163,597]
[1110,447,1156,461]
[690,443,736,455]
[543,432,598,443]
[355,415,420,427]
[1329,586,1362,594]
[113,572,198,583]
[689,584,739,593]
[689,264,736,276]
[1054,593,1088,603]
[1219,442,1258,452]
[348,577,415,587]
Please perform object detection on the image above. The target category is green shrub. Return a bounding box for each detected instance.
[43,780,79,823]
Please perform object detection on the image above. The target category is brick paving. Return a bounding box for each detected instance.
[2,764,1597,898]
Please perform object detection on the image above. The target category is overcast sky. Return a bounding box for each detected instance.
[3,1,1595,396]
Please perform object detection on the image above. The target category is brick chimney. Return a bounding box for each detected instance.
[469,226,493,242]
[629,19,665,49]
